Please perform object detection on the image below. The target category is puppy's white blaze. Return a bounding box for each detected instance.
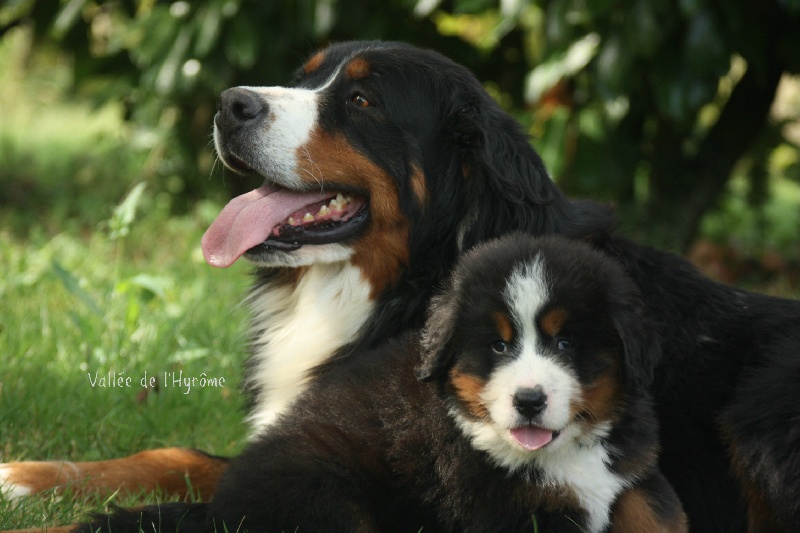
[489,254,578,433]
[504,254,548,343]
[245,262,374,433]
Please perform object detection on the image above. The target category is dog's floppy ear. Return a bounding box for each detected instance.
[613,301,660,394]
[446,84,614,249]
[416,290,459,383]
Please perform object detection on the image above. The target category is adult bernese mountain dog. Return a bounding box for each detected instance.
[200,40,800,532]
[3,40,799,532]
[80,235,687,532]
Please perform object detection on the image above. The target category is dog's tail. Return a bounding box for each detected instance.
[71,502,210,533]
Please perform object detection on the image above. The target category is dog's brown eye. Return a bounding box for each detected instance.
[351,93,370,108]
[491,340,507,354]
[556,338,572,351]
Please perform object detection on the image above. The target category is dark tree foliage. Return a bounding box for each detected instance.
[525,0,800,250]
[2,0,799,250]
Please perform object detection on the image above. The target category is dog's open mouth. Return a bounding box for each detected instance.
[201,181,368,268]
[510,426,560,451]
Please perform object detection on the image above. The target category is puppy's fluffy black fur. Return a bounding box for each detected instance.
[83,236,686,532]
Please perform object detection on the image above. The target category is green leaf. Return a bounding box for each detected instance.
[51,260,103,317]
[595,32,633,96]
[109,182,147,241]
[52,0,88,38]
[155,25,193,94]
[194,4,223,57]
[117,274,174,300]
[130,7,178,68]
[525,33,600,102]
[225,15,258,69]
[684,9,727,76]
[625,0,667,58]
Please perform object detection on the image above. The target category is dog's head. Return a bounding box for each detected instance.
[417,234,657,471]
[203,41,611,298]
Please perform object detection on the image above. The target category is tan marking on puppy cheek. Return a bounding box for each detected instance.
[572,367,620,423]
[296,129,409,298]
[492,312,513,343]
[450,370,489,419]
[346,57,370,80]
[303,51,325,74]
[540,307,568,337]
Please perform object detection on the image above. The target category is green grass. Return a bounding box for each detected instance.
[0,30,251,529]
[0,186,252,529]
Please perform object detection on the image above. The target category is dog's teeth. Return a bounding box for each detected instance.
[335,193,346,208]
[288,216,296,226]
[317,205,331,217]
[329,193,353,211]
[303,212,315,223]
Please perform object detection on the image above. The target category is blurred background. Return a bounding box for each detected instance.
[0,1,799,526]
[2,0,800,282]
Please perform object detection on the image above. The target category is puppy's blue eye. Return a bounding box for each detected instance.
[556,338,571,351]
[491,341,507,354]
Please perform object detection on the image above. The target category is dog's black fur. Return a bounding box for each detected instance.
[206,236,687,533]
[76,41,800,532]
[80,236,688,532]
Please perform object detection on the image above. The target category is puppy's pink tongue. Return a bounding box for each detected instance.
[510,426,553,450]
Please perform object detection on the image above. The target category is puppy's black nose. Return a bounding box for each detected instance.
[513,386,547,419]
[216,88,267,132]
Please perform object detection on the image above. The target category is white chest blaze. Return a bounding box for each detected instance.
[245,262,374,433]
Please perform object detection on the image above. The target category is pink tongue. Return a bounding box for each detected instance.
[201,184,333,268]
[510,426,553,451]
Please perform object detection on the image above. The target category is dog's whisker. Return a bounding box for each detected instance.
[300,146,325,194]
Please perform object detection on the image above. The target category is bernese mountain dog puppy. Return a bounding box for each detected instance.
[6,41,799,532]
[80,235,688,533]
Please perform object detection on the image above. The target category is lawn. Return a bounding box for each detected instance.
[0,32,251,529]
[0,184,253,529]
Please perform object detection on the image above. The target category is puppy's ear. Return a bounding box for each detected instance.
[613,303,659,394]
[415,292,459,382]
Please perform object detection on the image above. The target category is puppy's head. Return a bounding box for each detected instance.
[417,234,656,470]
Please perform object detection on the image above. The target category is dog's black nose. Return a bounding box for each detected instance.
[513,386,548,419]
[216,88,267,132]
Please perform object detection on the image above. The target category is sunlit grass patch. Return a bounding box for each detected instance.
[0,185,251,529]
